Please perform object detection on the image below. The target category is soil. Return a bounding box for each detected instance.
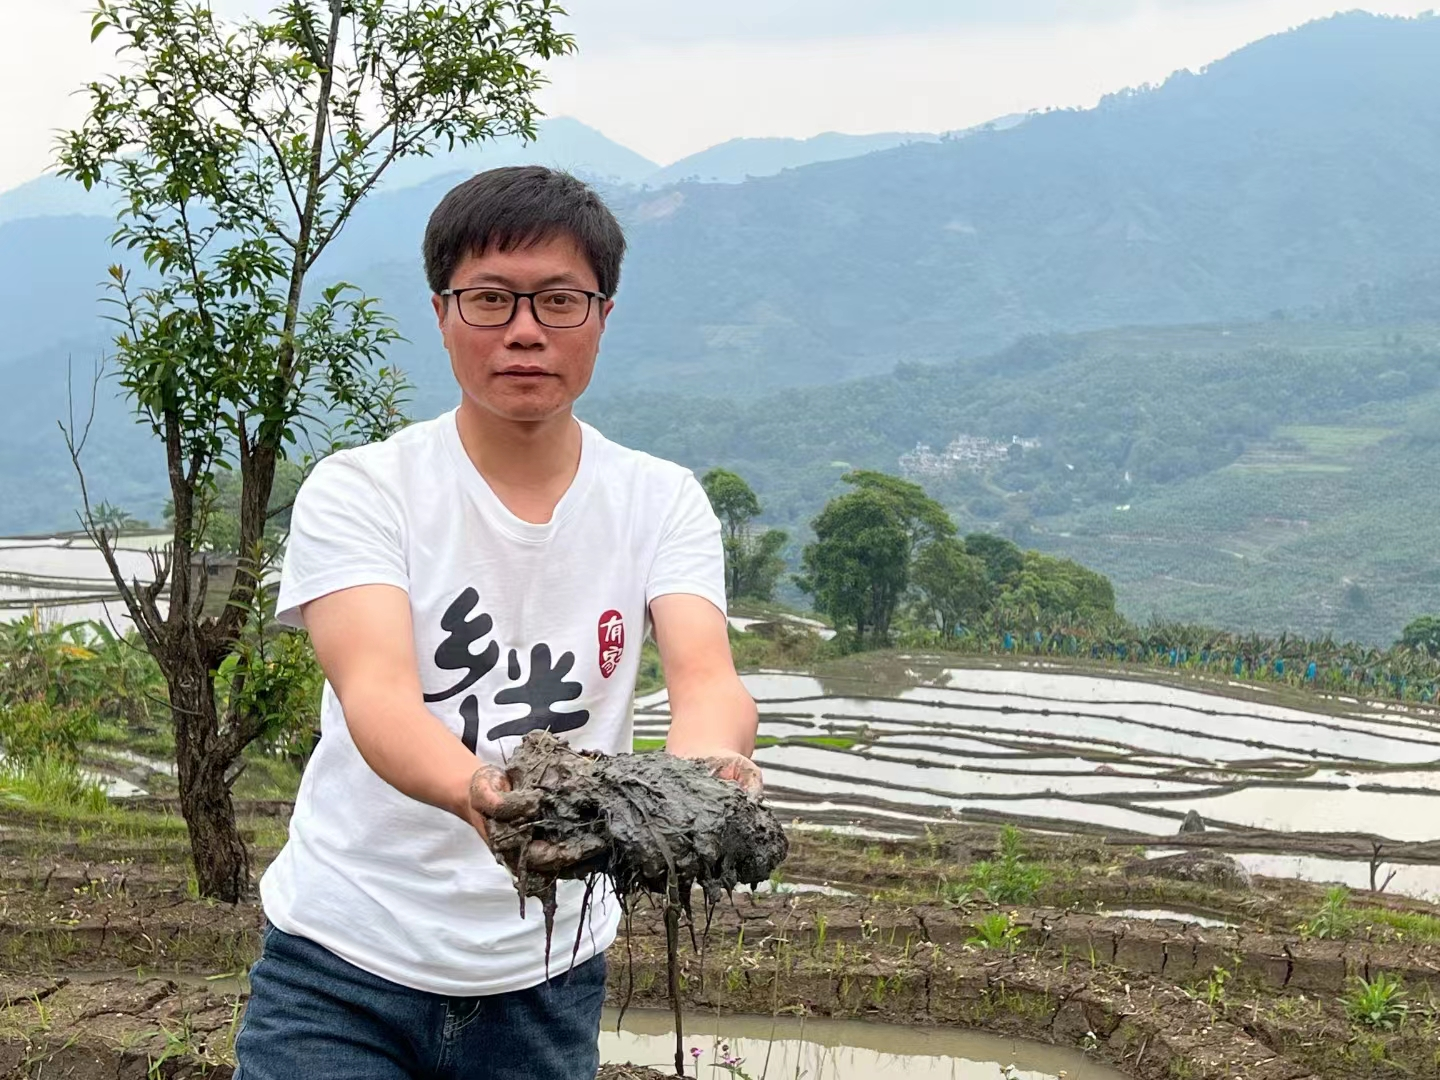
[488,731,788,910]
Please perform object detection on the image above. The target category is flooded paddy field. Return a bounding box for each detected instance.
[637,660,1440,904]
[0,534,172,630]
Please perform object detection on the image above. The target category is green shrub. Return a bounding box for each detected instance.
[0,699,98,764]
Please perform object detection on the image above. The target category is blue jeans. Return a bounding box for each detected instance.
[234,924,606,1080]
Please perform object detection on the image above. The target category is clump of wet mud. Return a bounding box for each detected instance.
[488,731,787,914]
[487,731,789,1076]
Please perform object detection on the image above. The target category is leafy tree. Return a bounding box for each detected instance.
[702,467,761,541]
[56,0,570,902]
[1007,552,1117,620]
[733,527,788,601]
[911,537,991,638]
[701,467,787,601]
[798,489,909,644]
[164,459,304,555]
[843,470,955,558]
[964,533,1026,589]
[1400,615,1440,656]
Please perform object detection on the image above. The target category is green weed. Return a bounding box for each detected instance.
[1300,886,1359,939]
[963,826,1047,904]
[966,912,1023,951]
[1344,973,1408,1030]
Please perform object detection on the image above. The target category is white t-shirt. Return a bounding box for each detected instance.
[261,409,726,996]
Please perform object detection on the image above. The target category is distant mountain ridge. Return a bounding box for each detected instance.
[0,117,661,226]
[2,116,1000,226]
[645,131,941,186]
[645,115,1027,187]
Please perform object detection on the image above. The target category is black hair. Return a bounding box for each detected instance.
[422,165,626,297]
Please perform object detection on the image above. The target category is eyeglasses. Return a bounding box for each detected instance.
[439,287,607,329]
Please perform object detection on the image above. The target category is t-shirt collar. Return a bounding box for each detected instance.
[441,408,598,542]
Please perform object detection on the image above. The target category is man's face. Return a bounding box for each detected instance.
[432,233,613,424]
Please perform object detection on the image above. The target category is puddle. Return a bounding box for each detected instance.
[92,773,147,798]
[1233,853,1440,903]
[736,880,854,897]
[1102,908,1234,929]
[99,748,177,777]
[601,1008,1125,1079]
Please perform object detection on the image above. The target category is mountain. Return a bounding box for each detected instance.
[234,10,1440,398]
[0,175,115,227]
[642,115,1027,187]
[11,11,1440,400]
[371,117,659,191]
[0,117,657,228]
[585,11,1440,393]
[645,131,943,186]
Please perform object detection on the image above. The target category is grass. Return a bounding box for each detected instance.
[0,755,109,814]
[1298,886,1440,943]
[631,734,857,754]
[1356,907,1440,942]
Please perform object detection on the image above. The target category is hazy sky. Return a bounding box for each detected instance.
[1,0,1435,191]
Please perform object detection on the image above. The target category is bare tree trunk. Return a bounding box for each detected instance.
[171,656,249,902]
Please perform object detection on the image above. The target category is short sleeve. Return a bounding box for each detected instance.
[274,454,409,629]
[645,473,727,616]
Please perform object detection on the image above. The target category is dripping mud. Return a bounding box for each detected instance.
[487,731,790,1074]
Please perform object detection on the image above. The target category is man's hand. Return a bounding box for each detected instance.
[649,594,761,798]
[700,752,764,796]
[464,763,542,846]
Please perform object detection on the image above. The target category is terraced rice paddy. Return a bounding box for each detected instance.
[0,534,170,628]
[10,655,1440,1078]
[636,661,1440,901]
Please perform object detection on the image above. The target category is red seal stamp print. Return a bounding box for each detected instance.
[598,610,624,678]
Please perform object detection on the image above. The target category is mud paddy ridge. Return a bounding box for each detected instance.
[6,815,1440,1079]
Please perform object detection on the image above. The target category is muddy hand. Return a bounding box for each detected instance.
[467,764,542,847]
[703,752,764,797]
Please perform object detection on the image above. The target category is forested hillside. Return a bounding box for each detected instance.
[581,318,1440,643]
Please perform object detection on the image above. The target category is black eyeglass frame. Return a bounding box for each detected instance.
[438,286,609,329]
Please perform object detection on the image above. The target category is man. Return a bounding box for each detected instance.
[234,166,760,1080]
